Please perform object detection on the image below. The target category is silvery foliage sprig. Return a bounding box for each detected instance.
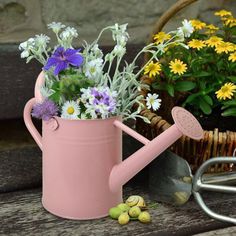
[19,21,190,122]
[81,23,190,121]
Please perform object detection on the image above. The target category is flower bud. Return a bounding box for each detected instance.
[117,203,130,212]
[128,206,141,218]
[118,212,130,225]
[138,211,151,223]
[109,207,123,219]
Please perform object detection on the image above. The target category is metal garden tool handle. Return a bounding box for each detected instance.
[193,157,236,224]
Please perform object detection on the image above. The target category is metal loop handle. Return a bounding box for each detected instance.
[193,157,236,224]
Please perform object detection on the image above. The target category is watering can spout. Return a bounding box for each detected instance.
[109,107,204,193]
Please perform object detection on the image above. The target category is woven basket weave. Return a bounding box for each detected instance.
[136,0,236,173]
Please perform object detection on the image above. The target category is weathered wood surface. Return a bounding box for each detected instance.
[0,146,41,193]
[194,226,236,236]
[0,44,143,120]
[0,186,235,236]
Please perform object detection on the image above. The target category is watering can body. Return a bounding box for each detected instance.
[23,71,204,220]
[43,116,122,219]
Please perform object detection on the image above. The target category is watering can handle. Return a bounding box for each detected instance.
[23,98,43,151]
[113,120,150,145]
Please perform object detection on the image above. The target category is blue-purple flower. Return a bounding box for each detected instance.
[44,46,83,75]
[32,99,58,121]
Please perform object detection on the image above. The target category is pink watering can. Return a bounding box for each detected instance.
[24,71,204,220]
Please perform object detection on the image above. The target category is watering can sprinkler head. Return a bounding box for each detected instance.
[171,106,204,140]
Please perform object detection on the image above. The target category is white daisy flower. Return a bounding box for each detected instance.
[84,58,103,79]
[60,27,78,39]
[177,20,194,38]
[91,44,103,58]
[111,23,129,46]
[146,93,162,111]
[35,34,50,47]
[61,101,80,120]
[113,45,126,56]
[48,22,65,33]
[19,38,35,58]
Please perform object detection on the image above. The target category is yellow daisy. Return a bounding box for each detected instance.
[188,39,206,50]
[205,36,223,47]
[153,32,171,44]
[169,59,187,75]
[223,17,236,27]
[205,24,219,34]
[215,83,236,100]
[222,16,236,26]
[144,61,162,78]
[215,42,235,54]
[229,52,236,62]
[214,10,232,17]
[190,19,206,30]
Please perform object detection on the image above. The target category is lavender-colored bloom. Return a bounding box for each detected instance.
[91,88,116,112]
[81,87,117,119]
[32,99,58,121]
[44,46,83,75]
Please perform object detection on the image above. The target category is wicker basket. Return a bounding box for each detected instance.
[136,0,236,173]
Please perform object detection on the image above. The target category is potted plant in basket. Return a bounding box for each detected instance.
[139,9,236,171]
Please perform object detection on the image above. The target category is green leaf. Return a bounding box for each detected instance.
[222,108,236,116]
[202,95,213,106]
[199,97,212,115]
[49,91,61,103]
[221,100,236,109]
[183,93,201,105]
[151,83,166,91]
[193,71,212,78]
[175,81,196,92]
[227,76,236,83]
[166,84,174,97]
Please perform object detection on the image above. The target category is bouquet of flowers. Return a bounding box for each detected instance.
[145,9,236,117]
[19,21,191,122]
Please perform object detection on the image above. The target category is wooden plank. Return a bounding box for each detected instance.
[0,44,144,119]
[194,226,236,235]
[0,186,235,235]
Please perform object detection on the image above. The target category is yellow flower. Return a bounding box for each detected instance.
[229,52,236,62]
[205,24,219,34]
[188,39,206,50]
[215,10,232,17]
[215,42,235,54]
[215,83,236,100]
[169,59,187,75]
[190,19,206,30]
[153,32,171,44]
[205,36,223,47]
[144,61,161,78]
[222,16,236,27]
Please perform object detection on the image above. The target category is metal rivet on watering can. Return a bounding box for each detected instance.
[46,118,59,131]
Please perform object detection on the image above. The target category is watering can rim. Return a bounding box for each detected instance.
[46,115,122,123]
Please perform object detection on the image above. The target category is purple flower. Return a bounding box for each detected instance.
[32,99,58,121]
[81,87,117,119]
[44,46,83,75]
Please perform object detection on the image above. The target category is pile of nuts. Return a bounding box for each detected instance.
[109,195,151,225]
